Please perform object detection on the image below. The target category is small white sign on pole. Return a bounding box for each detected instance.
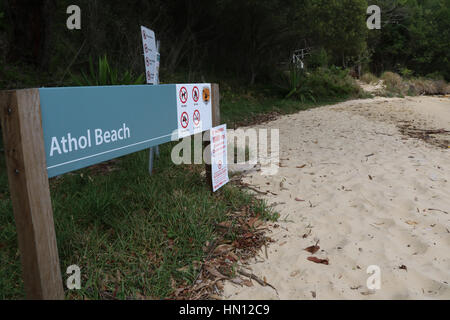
[141,26,157,84]
[210,124,229,192]
[176,83,212,139]
[155,41,161,85]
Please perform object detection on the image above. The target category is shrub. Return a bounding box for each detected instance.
[361,72,378,84]
[306,48,329,70]
[381,71,408,96]
[282,67,362,102]
[408,78,450,95]
[70,55,144,86]
[399,67,414,79]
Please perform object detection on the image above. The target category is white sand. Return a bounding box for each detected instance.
[224,96,450,300]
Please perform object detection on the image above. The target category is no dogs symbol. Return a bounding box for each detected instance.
[179,87,188,104]
[181,112,189,128]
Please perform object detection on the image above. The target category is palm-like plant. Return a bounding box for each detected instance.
[285,67,316,102]
[70,55,144,86]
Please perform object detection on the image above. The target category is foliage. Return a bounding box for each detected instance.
[380,71,450,96]
[408,78,450,95]
[306,48,329,70]
[284,67,315,102]
[368,0,450,81]
[381,71,407,95]
[70,55,144,86]
[282,67,362,102]
[399,67,414,79]
[361,72,378,84]
[2,0,449,86]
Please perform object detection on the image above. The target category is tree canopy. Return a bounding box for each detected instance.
[0,0,449,87]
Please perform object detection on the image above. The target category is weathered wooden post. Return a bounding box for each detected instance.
[204,84,221,191]
[0,89,64,299]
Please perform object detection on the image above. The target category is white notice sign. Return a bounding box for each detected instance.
[176,83,212,138]
[141,26,157,84]
[210,124,229,192]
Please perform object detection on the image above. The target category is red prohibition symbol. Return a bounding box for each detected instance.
[181,112,189,128]
[193,109,200,126]
[179,87,188,104]
[192,86,200,102]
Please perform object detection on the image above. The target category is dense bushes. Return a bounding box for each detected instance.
[282,67,362,102]
[380,72,450,96]
[381,72,408,95]
[361,72,378,84]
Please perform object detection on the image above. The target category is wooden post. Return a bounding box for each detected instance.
[0,89,64,300]
[204,84,220,191]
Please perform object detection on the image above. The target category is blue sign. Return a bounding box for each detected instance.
[39,85,179,177]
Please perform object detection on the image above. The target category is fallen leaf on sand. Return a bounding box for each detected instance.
[307,257,329,265]
[360,291,375,296]
[214,244,234,255]
[242,279,254,287]
[304,245,320,254]
[205,266,228,279]
[399,265,408,271]
[295,198,305,202]
[296,164,307,169]
[216,281,224,290]
[405,220,418,225]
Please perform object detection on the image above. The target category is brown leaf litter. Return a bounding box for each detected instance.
[171,176,274,299]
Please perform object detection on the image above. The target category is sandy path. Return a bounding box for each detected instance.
[224,96,450,300]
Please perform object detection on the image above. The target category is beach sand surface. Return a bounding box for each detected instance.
[223,96,450,300]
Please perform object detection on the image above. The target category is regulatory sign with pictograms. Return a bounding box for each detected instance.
[141,26,157,84]
[193,109,200,126]
[202,87,210,104]
[179,86,188,104]
[210,124,229,192]
[192,86,200,103]
[176,83,212,138]
[181,112,189,128]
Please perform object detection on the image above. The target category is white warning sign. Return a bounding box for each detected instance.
[176,83,212,138]
[210,124,229,192]
[141,26,158,84]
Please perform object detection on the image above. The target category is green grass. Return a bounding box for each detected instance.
[0,141,277,299]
